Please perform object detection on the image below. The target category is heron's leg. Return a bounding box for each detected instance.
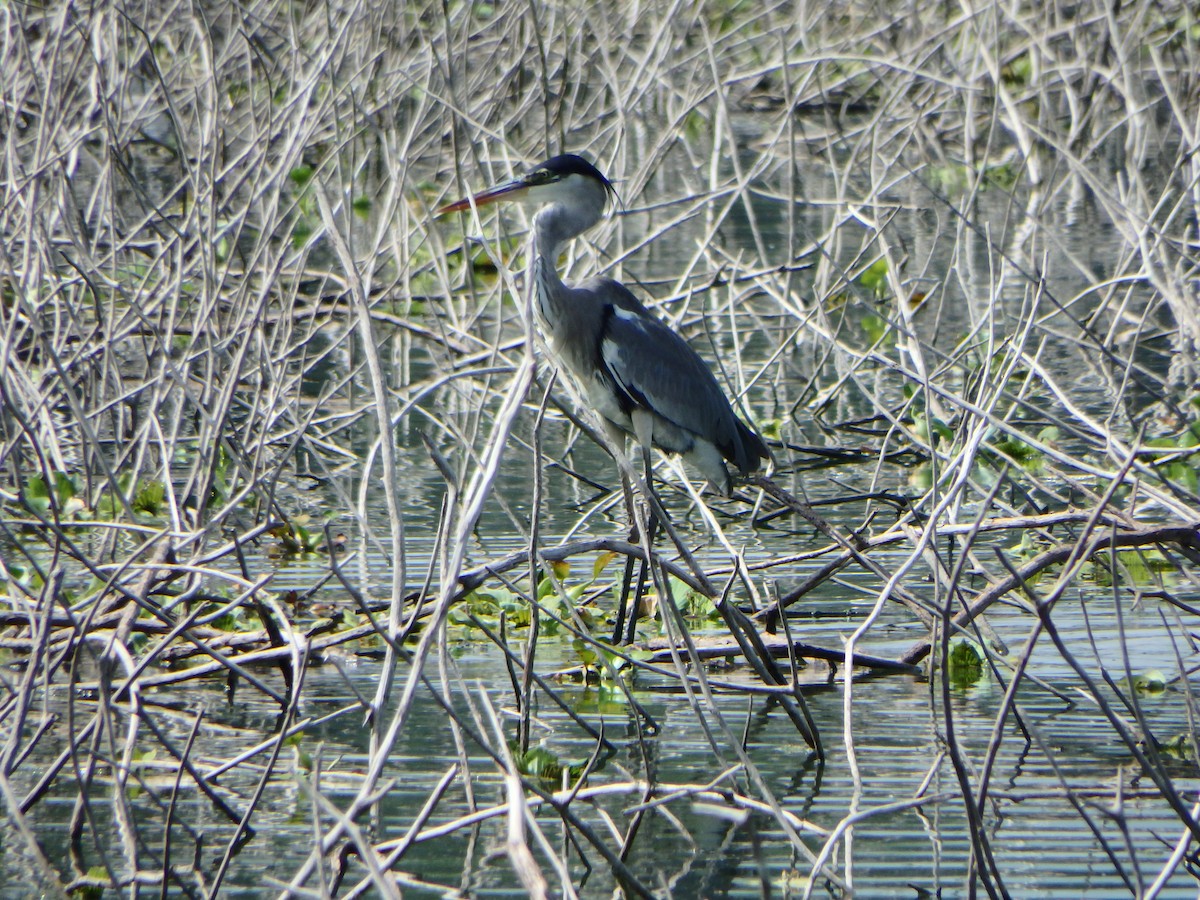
[622,489,660,645]
[630,411,666,542]
[602,420,641,643]
[611,468,638,644]
[612,463,662,644]
[613,412,664,644]
[612,502,661,643]
[620,470,640,542]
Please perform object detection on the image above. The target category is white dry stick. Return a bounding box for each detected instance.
[481,686,552,900]
[1144,798,1200,900]
[806,410,993,899]
[378,778,825,849]
[279,353,535,896]
[315,186,408,727]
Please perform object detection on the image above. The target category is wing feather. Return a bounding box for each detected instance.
[585,278,762,470]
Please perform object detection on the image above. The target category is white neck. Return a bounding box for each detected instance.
[524,178,608,330]
[529,213,565,331]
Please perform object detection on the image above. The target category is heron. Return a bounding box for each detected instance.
[438,153,769,496]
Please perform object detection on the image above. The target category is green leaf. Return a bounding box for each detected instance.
[54,471,77,502]
[947,638,984,688]
[289,165,314,187]
[74,868,108,899]
[1155,732,1193,760]
[592,551,617,580]
[857,258,889,294]
[572,638,598,668]
[133,480,166,515]
[861,314,890,345]
[1001,53,1032,85]
[510,742,585,784]
[1166,460,1199,494]
[683,109,709,144]
[1131,669,1167,694]
[925,163,970,193]
[908,462,933,492]
[911,412,952,446]
[292,219,314,249]
[22,475,50,515]
[518,746,559,778]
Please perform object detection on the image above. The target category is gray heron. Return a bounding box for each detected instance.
[438,153,769,495]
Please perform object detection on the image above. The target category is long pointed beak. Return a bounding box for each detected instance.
[436,177,529,216]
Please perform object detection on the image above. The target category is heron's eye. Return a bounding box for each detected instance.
[527,168,555,186]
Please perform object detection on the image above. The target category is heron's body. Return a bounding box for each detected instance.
[440,154,768,494]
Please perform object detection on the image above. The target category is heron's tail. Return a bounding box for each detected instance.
[732,418,770,476]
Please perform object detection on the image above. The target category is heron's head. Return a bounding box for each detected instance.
[438,154,616,230]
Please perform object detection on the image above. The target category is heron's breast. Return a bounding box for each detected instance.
[585,374,632,431]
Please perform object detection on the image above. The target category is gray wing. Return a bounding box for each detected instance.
[588,279,745,459]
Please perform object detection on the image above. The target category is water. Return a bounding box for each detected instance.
[36,629,1187,897]
[6,122,1199,898]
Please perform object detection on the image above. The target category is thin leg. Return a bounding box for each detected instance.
[615,443,662,645]
[612,413,673,644]
[622,513,659,645]
[611,463,662,644]
[611,552,636,645]
[611,470,637,644]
